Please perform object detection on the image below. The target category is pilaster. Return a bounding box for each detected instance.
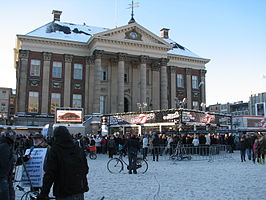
[139,56,149,105]
[92,50,103,113]
[186,68,192,109]
[18,50,29,114]
[117,53,126,112]
[160,58,169,109]
[41,52,52,114]
[64,54,73,107]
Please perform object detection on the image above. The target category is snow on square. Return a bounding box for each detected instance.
[16,152,265,200]
[86,153,265,200]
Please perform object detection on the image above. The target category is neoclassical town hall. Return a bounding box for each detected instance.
[15,10,209,119]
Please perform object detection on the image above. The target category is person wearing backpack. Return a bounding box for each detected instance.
[37,126,89,200]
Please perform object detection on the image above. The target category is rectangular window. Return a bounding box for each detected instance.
[100,95,106,114]
[192,75,198,89]
[28,91,39,113]
[50,93,61,114]
[177,74,184,88]
[100,66,107,81]
[52,62,62,78]
[30,60,41,76]
[192,101,199,109]
[73,94,82,108]
[73,64,83,80]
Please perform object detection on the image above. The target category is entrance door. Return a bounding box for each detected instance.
[124,97,129,112]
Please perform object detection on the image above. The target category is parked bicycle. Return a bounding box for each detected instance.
[107,151,148,174]
[16,185,55,200]
[170,145,192,161]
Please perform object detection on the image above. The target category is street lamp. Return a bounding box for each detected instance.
[174,97,187,109]
[137,102,147,112]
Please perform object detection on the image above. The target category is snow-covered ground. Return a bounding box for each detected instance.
[16,152,266,200]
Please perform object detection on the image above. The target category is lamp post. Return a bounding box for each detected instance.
[136,102,147,112]
[174,97,187,109]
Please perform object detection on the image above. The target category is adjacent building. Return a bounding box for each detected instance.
[14,10,210,125]
[0,87,13,124]
[249,92,266,117]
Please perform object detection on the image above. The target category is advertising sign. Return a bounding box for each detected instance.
[56,109,83,123]
[182,111,215,126]
[108,110,180,125]
[21,148,47,187]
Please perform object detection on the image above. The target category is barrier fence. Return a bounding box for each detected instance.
[144,144,232,162]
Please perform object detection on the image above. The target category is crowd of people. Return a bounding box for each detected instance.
[0,126,265,200]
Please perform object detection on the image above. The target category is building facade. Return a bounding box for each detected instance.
[249,92,266,117]
[14,11,209,123]
[0,87,13,124]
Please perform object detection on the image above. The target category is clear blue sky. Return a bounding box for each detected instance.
[0,0,265,105]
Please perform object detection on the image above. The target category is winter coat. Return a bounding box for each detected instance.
[152,136,160,148]
[253,142,260,154]
[239,140,246,151]
[259,137,266,154]
[205,135,211,145]
[142,137,149,148]
[192,138,199,147]
[39,126,89,199]
[124,137,140,154]
[0,137,14,179]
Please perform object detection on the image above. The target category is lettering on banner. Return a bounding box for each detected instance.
[163,112,180,120]
[131,113,155,124]
[21,148,47,187]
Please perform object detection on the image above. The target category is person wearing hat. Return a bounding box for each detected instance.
[31,133,49,148]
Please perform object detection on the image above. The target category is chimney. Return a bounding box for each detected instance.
[160,28,170,39]
[52,10,62,22]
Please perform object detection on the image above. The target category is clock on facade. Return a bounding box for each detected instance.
[129,31,138,39]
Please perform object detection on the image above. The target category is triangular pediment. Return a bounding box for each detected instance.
[91,22,172,50]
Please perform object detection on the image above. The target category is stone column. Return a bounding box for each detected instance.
[160,58,169,109]
[151,63,160,110]
[170,66,177,108]
[200,69,207,105]
[140,56,149,105]
[85,57,92,114]
[41,52,52,114]
[186,68,192,109]
[117,53,126,113]
[17,50,29,114]
[92,50,103,113]
[64,54,73,107]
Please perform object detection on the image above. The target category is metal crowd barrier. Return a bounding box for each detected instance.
[144,144,232,162]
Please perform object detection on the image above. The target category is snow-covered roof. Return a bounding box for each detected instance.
[163,38,202,59]
[26,21,109,43]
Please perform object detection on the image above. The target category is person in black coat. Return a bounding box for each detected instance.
[124,134,140,174]
[239,136,246,162]
[152,134,160,162]
[37,126,89,200]
[0,134,16,200]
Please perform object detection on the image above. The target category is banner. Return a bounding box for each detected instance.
[182,111,215,126]
[108,110,180,125]
[21,148,47,187]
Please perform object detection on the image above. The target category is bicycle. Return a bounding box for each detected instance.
[107,151,148,174]
[16,185,55,200]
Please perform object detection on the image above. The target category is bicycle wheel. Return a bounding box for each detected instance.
[107,158,123,174]
[136,158,148,174]
[89,152,97,160]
